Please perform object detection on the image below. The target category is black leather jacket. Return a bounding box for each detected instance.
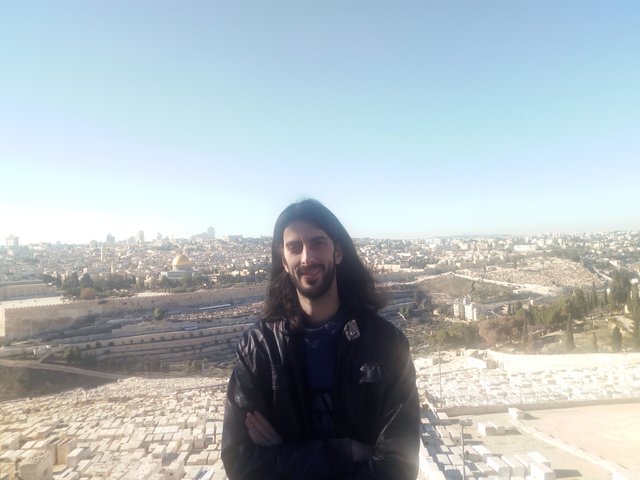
[221,313,420,480]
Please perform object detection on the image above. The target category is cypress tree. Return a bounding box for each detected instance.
[565,317,575,352]
[629,285,640,351]
[590,283,598,312]
[612,326,623,353]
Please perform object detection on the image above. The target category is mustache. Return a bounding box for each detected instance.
[297,265,324,275]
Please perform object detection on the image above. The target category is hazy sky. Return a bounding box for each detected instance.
[2,1,639,245]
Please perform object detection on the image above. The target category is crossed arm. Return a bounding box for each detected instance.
[221,358,377,479]
[244,411,281,446]
[221,328,420,480]
[245,410,373,462]
[221,358,362,479]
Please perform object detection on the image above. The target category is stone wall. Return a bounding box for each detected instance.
[486,349,640,370]
[442,397,640,417]
[0,286,265,341]
[0,282,57,300]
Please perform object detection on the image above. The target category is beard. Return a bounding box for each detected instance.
[289,261,336,300]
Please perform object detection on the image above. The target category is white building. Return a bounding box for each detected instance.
[161,253,194,281]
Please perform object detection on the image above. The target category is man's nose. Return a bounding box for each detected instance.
[301,245,316,265]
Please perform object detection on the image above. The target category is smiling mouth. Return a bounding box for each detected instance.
[299,266,322,279]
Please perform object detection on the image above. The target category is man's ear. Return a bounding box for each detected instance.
[335,242,343,265]
[282,256,290,273]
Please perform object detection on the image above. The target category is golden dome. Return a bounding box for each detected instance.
[172,253,192,268]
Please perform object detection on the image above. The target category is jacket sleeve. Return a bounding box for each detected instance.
[355,329,421,480]
[221,333,356,480]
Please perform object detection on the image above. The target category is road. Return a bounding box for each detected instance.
[0,359,126,380]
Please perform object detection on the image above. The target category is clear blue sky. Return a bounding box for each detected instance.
[2,1,639,244]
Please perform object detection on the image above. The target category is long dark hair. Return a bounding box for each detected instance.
[263,199,384,328]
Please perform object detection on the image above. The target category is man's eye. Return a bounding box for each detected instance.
[288,244,302,254]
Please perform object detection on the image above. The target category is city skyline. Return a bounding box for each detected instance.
[2,2,639,245]
[5,223,640,248]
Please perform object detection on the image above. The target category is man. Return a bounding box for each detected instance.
[222,199,420,479]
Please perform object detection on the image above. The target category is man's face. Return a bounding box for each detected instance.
[282,221,343,300]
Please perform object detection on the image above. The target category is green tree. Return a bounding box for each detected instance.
[591,331,598,353]
[624,284,640,351]
[565,317,575,352]
[152,307,166,321]
[612,326,623,352]
[631,313,640,353]
[520,307,533,351]
[420,292,434,315]
[63,272,80,297]
[462,323,480,349]
[631,284,640,307]
[428,323,479,349]
[43,273,61,287]
[414,289,426,309]
[631,316,640,352]
[549,299,569,328]
[106,273,135,291]
[16,371,30,392]
[62,346,81,364]
[159,276,180,289]
[192,273,207,288]
[610,271,631,307]
[398,305,412,320]
[568,289,587,320]
[589,283,599,312]
[192,360,202,374]
[62,347,73,364]
[80,272,94,288]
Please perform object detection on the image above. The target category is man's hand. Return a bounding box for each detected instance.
[245,411,282,446]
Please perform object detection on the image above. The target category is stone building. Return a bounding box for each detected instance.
[161,254,194,281]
